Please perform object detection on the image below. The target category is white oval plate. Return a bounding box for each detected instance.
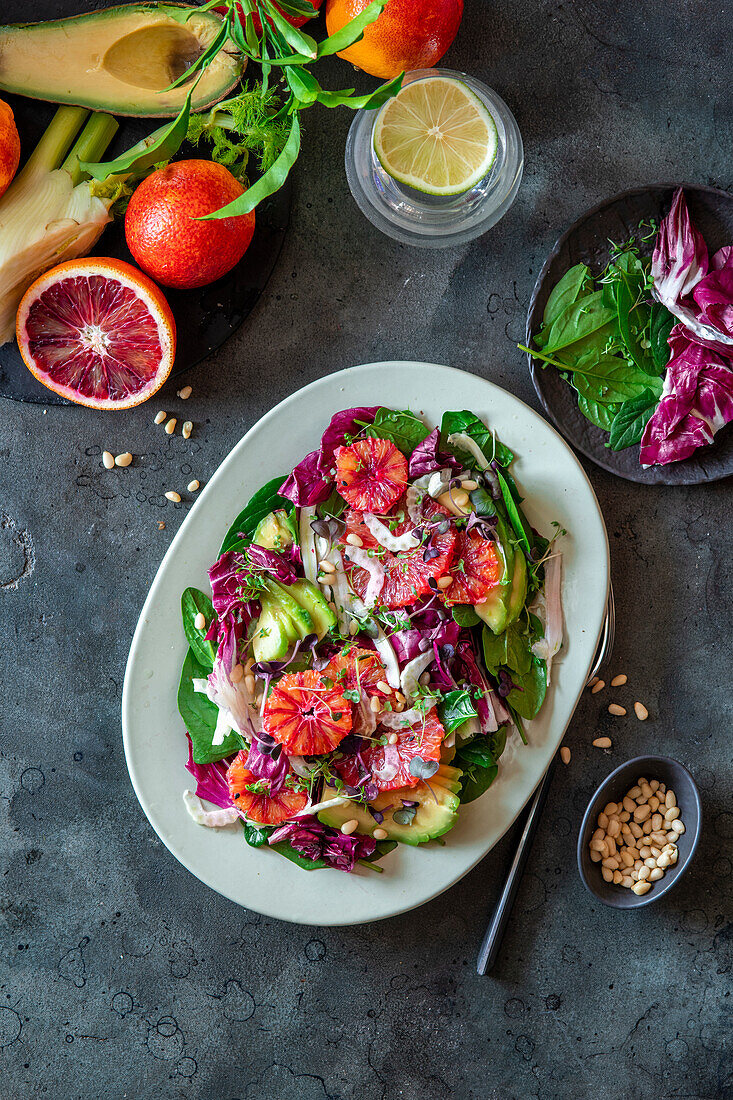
[122,362,609,926]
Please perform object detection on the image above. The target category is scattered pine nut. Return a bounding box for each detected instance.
[376,680,391,694]
[460,479,478,491]
[591,680,605,694]
[388,733,399,745]
[369,696,381,714]
[318,559,336,573]
[346,533,363,547]
[178,385,192,400]
[340,818,359,836]
[187,479,200,493]
[395,691,406,704]
[182,421,193,440]
[373,827,389,840]
[165,418,177,435]
[154,410,167,425]
[102,451,115,469]
[115,452,133,467]
[244,673,256,695]
[588,676,599,688]
[634,701,649,720]
[194,612,206,631]
[611,674,627,687]
[560,746,571,765]
[452,489,469,507]
[231,663,243,683]
[437,575,452,590]
[592,736,612,749]
[632,881,651,896]
[157,521,166,530]
[165,490,181,502]
[608,703,627,716]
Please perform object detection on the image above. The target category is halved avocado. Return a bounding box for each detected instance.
[253,509,297,553]
[318,765,463,846]
[288,579,337,640]
[267,580,315,640]
[475,516,516,635]
[505,544,528,625]
[252,602,289,663]
[0,4,243,117]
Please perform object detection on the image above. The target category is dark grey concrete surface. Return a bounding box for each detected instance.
[1,2,731,1097]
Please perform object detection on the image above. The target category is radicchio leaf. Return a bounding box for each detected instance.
[408,427,462,478]
[185,736,233,810]
[279,406,380,506]
[268,815,376,872]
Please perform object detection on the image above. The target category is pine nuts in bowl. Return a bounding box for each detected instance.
[577,755,701,908]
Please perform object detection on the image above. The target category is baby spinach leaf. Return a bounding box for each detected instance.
[242,821,272,848]
[455,740,498,803]
[610,259,657,377]
[452,605,481,627]
[540,290,616,355]
[440,410,514,467]
[577,394,619,431]
[270,842,327,870]
[365,408,430,455]
[178,648,241,764]
[482,623,532,677]
[570,353,663,404]
[506,656,547,720]
[219,475,292,553]
[437,689,478,733]
[649,302,675,371]
[540,263,590,336]
[496,470,532,556]
[607,388,659,451]
[181,587,216,669]
[482,626,506,675]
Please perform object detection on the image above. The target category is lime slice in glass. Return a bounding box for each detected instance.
[373,76,498,197]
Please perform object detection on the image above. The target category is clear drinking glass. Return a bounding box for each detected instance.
[344,68,524,249]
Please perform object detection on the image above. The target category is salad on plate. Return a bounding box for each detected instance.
[178,405,564,873]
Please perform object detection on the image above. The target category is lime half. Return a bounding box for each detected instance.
[373,76,498,196]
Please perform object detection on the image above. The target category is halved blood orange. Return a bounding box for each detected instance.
[439,528,502,606]
[325,645,389,697]
[263,670,353,756]
[335,438,408,512]
[16,258,175,410]
[338,711,445,791]
[343,502,456,609]
[226,751,307,825]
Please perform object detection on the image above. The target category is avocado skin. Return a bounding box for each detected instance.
[475,516,517,634]
[288,580,337,639]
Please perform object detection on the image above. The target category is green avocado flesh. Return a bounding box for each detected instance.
[288,580,337,639]
[253,509,297,553]
[475,517,517,634]
[318,764,463,846]
[251,578,335,662]
[0,4,242,116]
[252,601,289,663]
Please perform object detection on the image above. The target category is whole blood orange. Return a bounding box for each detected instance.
[0,97,20,198]
[125,160,255,289]
[325,0,463,79]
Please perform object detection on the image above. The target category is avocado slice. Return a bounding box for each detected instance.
[475,516,516,635]
[0,5,243,117]
[318,765,463,846]
[253,509,297,553]
[505,544,528,625]
[266,580,315,640]
[252,601,289,663]
[288,579,337,640]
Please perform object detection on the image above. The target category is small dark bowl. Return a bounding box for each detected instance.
[577,755,702,909]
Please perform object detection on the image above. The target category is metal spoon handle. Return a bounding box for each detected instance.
[476,758,556,975]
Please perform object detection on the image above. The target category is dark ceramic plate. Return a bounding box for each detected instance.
[0,0,290,404]
[526,183,733,485]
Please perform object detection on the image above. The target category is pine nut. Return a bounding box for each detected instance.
[634,702,649,720]
[598,812,609,829]
[194,612,206,631]
[608,704,626,716]
[588,676,599,687]
[637,865,651,881]
[178,385,192,400]
[607,819,620,838]
[634,859,644,872]
[244,658,254,673]
[154,410,166,425]
[606,837,617,856]
[346,533,363,547]
[115,452,133,467]
[591,680,605,694]
[611,674,627,687]
[631,869,640,881]
[437,576,452,590]
[348,620,359,636]
[460,479,478,491]
[637,776,648,784]
[340,819,359,836]
[651,813,663,831]
[590,849,602,863]
[650,846,661,858]
[165,491,181,502]
[376,680,391,694]
[665,790,677,809]
[649,780,659,791]
[623,797,636,813]
[621,824,633,839]
[188,480,200,493]
[436,491,468,515]
[560,746,571,765]
[634,804,651,822]
[395,691,406,704]
[388,732,398,745]
[373,827,388,840]
[102,451,115,469]
[165,418,177,435]
[452,489,469,507]
[182,421,193,440]
[665,806,680,822]
[644,857,657,869]
[627,786,642,800]
[244,674,256,694]
[649,867,663,881]
[633,881,651,896]
[640,783,652,801]
[602,866,613,883]
[620,850,634,868]
[231,663,243,683]
[650,831,667,846]
[590,838,606,853]
[671,820,685,835]
[639,845,651,859]
[618,810,630,822]
[658,783,666,794]
[656,853,671,868]
[642,820,653,835]
[621,875,633,888]
[648,796,660,812]
[629,822,643,839]
[318,559,336,573]
[369,696,381,713]
[669,847,678,864]
[593,736,612,748]
[604,802,618,816]
[602,856,619,869]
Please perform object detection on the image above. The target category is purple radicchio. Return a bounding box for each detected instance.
[639,326,733,466]
[185,736,233,810]
[652,189,733,355]
[278,406,380,507]
[268,815,376,872]
[456,638,511,732]
[245,735,289,795]
[408,427,462,478]
[195,618,261,740]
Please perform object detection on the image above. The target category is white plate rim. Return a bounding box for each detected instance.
[122,361,610,926]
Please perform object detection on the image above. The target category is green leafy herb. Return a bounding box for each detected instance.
[437,689,479,733]
[364,408,430,456]
[219,474,292,553]
[452,605,481,627]
[181,587,216,669]
[441,410,514,467]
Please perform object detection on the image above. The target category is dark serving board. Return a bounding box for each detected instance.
[0,0,290,404]
[525,183,733,485]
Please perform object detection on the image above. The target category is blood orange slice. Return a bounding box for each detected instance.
[16,258,175,409]
[335,438,408,512]
[338,711,445,791]
[263,670,353,756]
[226,751,307,825]
[343,503,456,609]
[325,645,389,697]
[439,528,502,606]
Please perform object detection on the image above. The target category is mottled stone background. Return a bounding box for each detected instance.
[1,1,731,1097]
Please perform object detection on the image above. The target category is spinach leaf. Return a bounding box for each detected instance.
[181,587,216,669]
[649,302,675,371]
[577,394,619,431]
[270,841,327,870]
[506,656,547,720]
[482,622,533,677]
[541,290,616,355]
[178,648,242,764]
[219,475,292,554]
[455,739,498,803]
[496,469,532,556]
[364,408,429,456]
[608,388,659,451]
[437,689,478,733]
[452,605,481,627]
[608,255,657,377]
[570,353,663,404]
[539,263,590,337]
[359,839,398,866]
[242,821,272,848]
[440,410,514,467]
